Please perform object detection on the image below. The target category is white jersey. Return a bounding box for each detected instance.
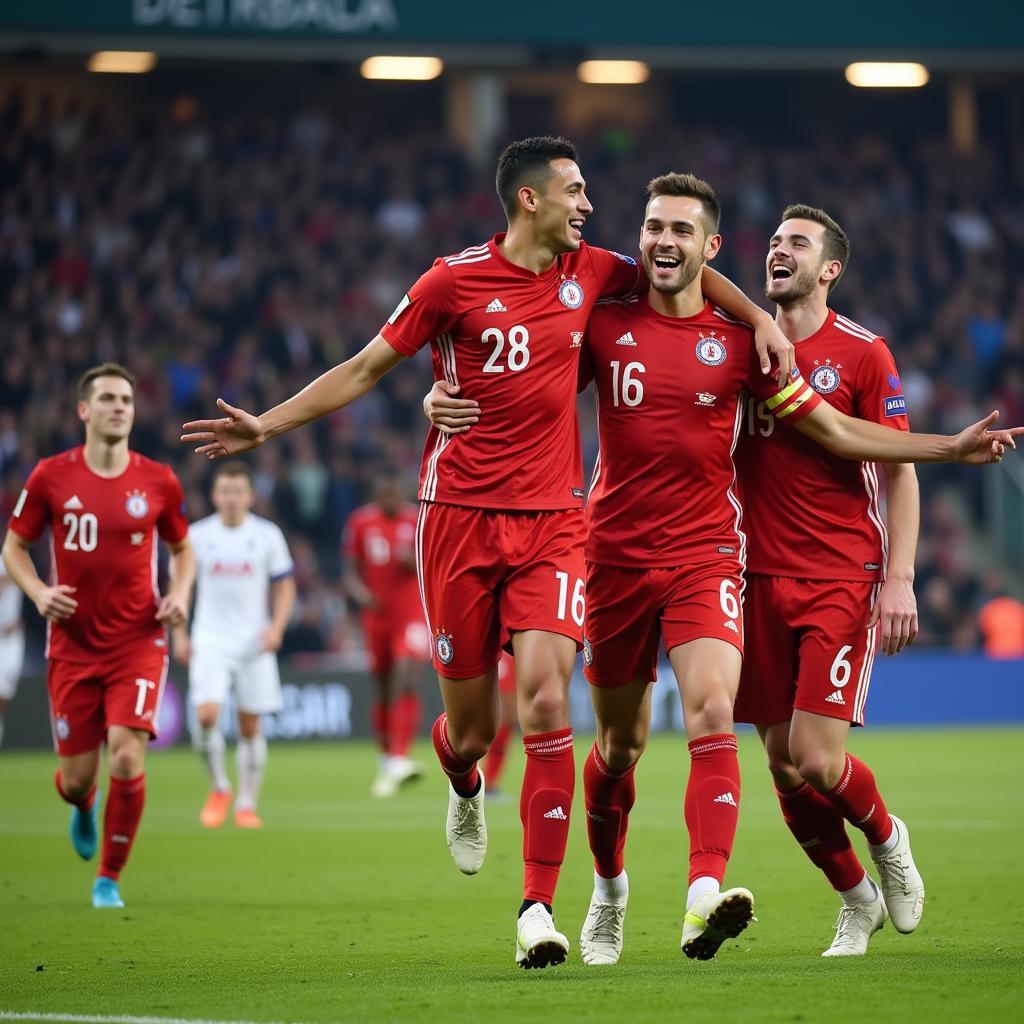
[189,513,294,658]
[0,558,23,634]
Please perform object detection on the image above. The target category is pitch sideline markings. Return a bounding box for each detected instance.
[0,1013,319,1024]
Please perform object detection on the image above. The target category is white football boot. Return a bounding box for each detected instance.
[579,890,627,965]
[516,902,569,969]
[681,887,755,960]
[822,889,888,957]
[871,815,925,933]
[445,769,487,874]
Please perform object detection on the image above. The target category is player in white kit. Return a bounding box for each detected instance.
[172,462,296,828]
[0,558,26,747]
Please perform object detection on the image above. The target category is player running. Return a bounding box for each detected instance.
[172,461,295,829]
[732,205,930,956]
[0,558,25,748]
[343,472,429,798]
[2,362,195,908]
[180,135,809,969]
[424,175,1020,966]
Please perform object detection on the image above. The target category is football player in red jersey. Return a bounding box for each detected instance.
[2,363,195,909]
[733,205,955,956]
[343,472,429,798]
[180,135,825,969]
[424,177,1020,966]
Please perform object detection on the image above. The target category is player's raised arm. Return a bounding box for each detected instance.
[700,265,795,382]
[181,334,405,459]
[795,403,1021,465]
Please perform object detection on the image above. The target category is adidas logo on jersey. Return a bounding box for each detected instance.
[713,791,738,808]
[485,297,507,313]
[543,805,568,820]
[695,392,717,407]
[63,495,84,510]
[826,690,846,706]
[723,619,739,633]
[615,332,637,346]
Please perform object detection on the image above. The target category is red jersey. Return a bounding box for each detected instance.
[583,298,821,568]
[7,447,189,662]
[343,502,420,611]
[380,234,641,510]
[736,310,910,581]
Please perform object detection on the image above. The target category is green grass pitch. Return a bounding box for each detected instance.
[1,728,1022,1024]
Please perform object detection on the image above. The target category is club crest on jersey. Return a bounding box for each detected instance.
[570,331,584,349]
[695,331,727,366]
[125,490,149,518]
[434,630,455,666]
[809,359,843,394]
[558,277,585,309]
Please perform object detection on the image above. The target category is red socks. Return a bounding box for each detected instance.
[685,734,741,884]
[99,774,146,882]
[391,692,421,757]
[521,728,574,905]
[54,769,96,811]
[825,754,893,846]
[776,781,866,892]
[431,713,480,796]
[376,694,423,757]
[371,701,389,754]
[583,743,636,879]
[484,722,512,790]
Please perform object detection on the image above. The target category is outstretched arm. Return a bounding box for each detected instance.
[700,266,795,382]
[182,335,405,458]
[869,463,920,655]
[794,403,1021,465]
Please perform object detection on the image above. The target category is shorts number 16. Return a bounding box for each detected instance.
[554,570,585,627]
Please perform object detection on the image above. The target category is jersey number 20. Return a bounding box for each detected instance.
[63,512,98,552]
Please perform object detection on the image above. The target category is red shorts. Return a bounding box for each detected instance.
[734,574,881,727]
[47,648,170,757]
[362,608,431,675]
[584,560,744,687]
[416,502,586,679]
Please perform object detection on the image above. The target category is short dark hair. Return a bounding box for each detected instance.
[646,173,721,234]
[78,362,136,401]
[780,204,850,292]
[213,460,253,484]
[495,136,579,221]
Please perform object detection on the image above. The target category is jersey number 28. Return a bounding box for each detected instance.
[481,326,530,373]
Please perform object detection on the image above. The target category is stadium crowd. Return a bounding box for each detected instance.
[1,88,1022,658]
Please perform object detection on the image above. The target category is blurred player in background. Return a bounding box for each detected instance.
[2,363,194,908]
[424,178,1019,966]
[181,135,807,969]
[173,461,295,829]
[343,472,428,798]
[734,205,931,956]
[0,558,25,747]
[482,652,518,799]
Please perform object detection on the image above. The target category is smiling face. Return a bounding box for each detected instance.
[77,375,135,444]
[766,218,841,307]
[527,158,593,254]
[640,194,720,295]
